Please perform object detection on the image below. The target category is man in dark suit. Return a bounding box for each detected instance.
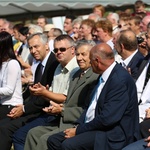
[114,29,144,79]
[134,22,150,137]
[117,21,150,150]
[23,40,99,150]
[0,33,59,150]
[47,43,140,150]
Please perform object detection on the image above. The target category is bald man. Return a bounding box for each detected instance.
[47,43,140,150]
[115,29,144,79]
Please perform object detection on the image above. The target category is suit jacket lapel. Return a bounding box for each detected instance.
[73,68,93,92]
[66,69,81,100]
[96,64,118,110]
[135,55,150,80]
[127,51,138,68]
[66,68,94,102]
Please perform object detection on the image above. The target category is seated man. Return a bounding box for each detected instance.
[47,43,140,150]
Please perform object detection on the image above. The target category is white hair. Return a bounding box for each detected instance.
[108,12,119,23]
[88,13,100,22]
[28,24,43,33]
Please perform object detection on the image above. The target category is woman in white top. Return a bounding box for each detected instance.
[0,31,23,120]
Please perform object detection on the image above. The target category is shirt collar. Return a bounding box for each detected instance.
[61,56,77,73]
[101,61,116,83]
[122,49,138,66]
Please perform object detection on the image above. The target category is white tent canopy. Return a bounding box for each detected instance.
[0,0,150,16]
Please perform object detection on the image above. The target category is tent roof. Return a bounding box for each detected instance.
[0,0,150,21]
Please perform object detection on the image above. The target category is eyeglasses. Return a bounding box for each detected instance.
[53,46,73,53]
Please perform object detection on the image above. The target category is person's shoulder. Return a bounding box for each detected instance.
[7,59,21,71]
[46,52,59,66]
[48,52,57,61]
[9,59,19,65]
[135,51,144,59]
[72,68,81,77]
[113,64,133,81]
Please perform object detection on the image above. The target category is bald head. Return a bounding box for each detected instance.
[118,29,137,51]
[90,43,114,74]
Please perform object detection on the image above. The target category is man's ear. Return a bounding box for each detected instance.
[120,43,124,49]
[71,46,75,55]
[95,57,100,64]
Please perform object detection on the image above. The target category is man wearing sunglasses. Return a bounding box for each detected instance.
[12,34,79,150]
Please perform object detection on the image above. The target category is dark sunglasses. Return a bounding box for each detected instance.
[53,46,73,53]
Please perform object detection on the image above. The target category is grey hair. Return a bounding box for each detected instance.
[27,32,48,44]
[75,40,96,50]
[88,13,100,22]
[72,17,83,26]
[108,12,119,23]
[28,24,43,33]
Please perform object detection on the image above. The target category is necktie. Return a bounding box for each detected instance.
[85,76,103,123]
[144,63,150,88]
[120,62,126,69]
[34,63,43,84]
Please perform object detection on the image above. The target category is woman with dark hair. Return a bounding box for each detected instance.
[0,31,23,120]
[13,23,24,53]
[17,26,32,67]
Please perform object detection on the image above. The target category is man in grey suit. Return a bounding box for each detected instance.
[23,40,99,150]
